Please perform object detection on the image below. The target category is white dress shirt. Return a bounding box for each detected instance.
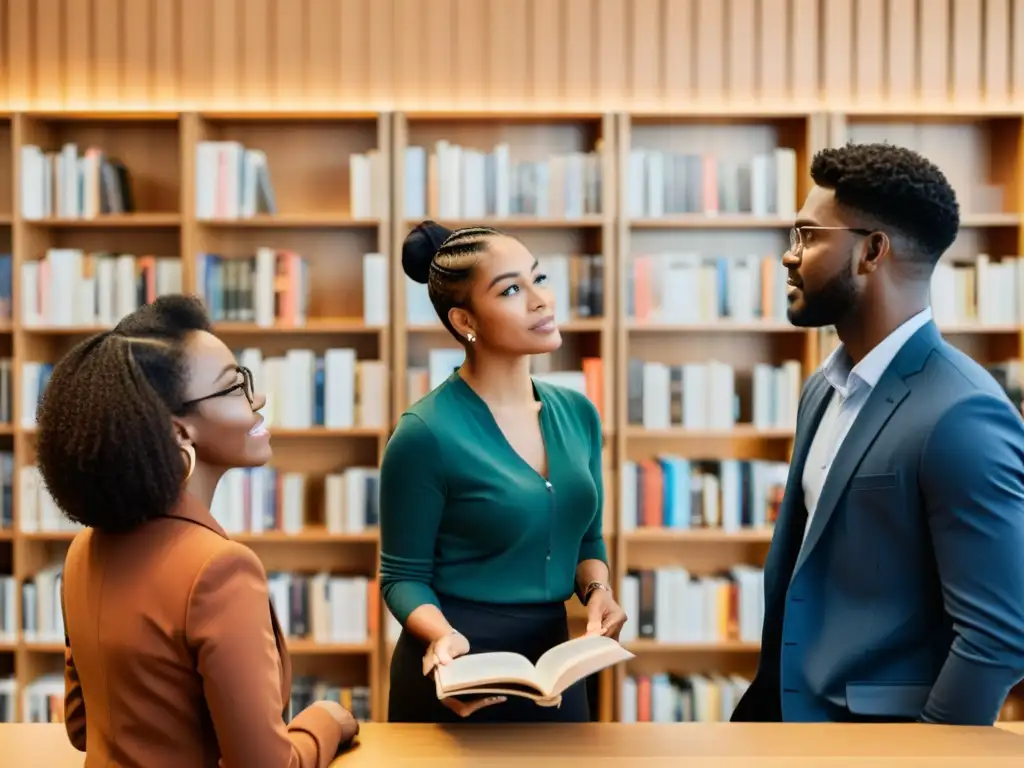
[800,307,933,542]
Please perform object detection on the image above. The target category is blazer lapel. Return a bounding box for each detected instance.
[789,322,940,579]
[763,375,833,603]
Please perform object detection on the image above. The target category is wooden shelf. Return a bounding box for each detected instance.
[622,528,775,544]
[405,217,605,229]
[198,214,381,228]
[24,214,180,227]
[630,216,792,229]
[0,107,1021,727]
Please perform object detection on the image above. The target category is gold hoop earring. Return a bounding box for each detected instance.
[181,443,196,482]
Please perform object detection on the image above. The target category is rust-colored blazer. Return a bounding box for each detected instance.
[60,493,356,768]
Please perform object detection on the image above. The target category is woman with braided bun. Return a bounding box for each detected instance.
[380,221,627,723]
[35,294,358,768]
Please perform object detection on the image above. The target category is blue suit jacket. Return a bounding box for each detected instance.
[731,321,1024,724]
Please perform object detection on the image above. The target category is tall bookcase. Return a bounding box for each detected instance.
[0,109,1021,726]
[610,110,828,721]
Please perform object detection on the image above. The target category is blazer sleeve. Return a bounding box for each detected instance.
[186,543,354,768]
[60,580,87,751]
[919,393,1024,725]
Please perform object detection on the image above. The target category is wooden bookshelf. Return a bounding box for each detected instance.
[0,108,1021,726]
[610,111,819,721]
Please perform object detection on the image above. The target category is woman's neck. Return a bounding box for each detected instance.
[183,465,225,510]
[458,353,535,407]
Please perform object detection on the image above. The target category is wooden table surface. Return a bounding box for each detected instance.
[1,722,1022,767]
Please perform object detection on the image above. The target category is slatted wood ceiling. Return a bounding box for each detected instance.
[0,1,1021,111]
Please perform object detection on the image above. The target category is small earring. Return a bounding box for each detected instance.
[466,332,476,343]
[181,443,196,482]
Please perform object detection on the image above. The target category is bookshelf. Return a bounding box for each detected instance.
[0,108,1021,726]
[611,111,825,721]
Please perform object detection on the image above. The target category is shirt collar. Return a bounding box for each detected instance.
[822,307,933,398]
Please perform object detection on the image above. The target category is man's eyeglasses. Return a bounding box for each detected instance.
[181,366,255,410]
[789,226,874,253]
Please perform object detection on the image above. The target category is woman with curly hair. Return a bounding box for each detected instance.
[36,294,358,768]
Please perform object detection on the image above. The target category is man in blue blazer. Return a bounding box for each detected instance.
[731,142,1024,725]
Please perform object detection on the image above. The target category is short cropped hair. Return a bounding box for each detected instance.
[810,142,960,262]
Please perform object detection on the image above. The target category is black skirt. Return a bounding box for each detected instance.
[387,593,590,723]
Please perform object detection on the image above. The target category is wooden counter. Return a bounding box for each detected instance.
[2,722,1022,767]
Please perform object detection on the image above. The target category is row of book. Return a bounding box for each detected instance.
[0,451,12,530]
[0,575,14,641]
[19,252,1024,332]
[0,675,372,724]
[21,251,183,327]
[18,349,388,432]
[15,461,383,537]
[404,346,604,418]
[405,253,605,327]
[1,675,63,723]
[268,573,376,644]
[402,143,603,220]
[625,252,1024,327]
[196,251,389,327]
[209,466,380,535]
[624,147,798,219]
[9,454,786,536]
[622,673,1023,723]
[232,346,387,430]
[0,254,11,321]
[932,256,1024,326]
[18,564,62,643]
[4,566,382,648]
[196,140,389,221]
[195,141,277,219]
[621,673,751,723]
[627,253,789,324]
[619,567,765,645]
[626,358,802,431]
[619,459,788,532]
[20,144,134,220]
[12,466,79,534]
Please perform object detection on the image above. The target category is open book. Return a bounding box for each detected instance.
[434,634,635,707]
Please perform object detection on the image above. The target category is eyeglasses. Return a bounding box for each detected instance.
[181,366,255,410]
[789,226,874,252]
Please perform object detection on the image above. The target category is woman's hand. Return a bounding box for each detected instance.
[421,630,470,675]
[585,589,627,640]
[421,630,507,717]
[313,700,360,743]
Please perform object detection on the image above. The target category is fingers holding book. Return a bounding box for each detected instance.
[422,629,471,675]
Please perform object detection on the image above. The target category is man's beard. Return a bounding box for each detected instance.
[786,261,859,328]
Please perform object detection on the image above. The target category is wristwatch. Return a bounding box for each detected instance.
[582,581,612,605]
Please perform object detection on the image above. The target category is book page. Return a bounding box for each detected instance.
[436,651,540,691]
[534,635,634,696]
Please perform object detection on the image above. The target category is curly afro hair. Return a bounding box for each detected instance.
[35,294,213,534]
[810,142,960,262]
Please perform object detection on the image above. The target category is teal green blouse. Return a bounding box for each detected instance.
[378,372,607,625]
